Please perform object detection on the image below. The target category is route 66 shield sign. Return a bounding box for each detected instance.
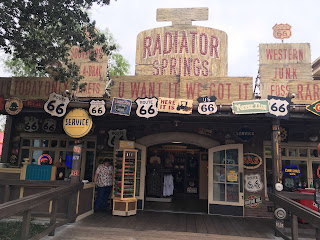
[44,92,69,117]
[135,97,158,119]
[24,116,39,132]
[273,24,292,40]
[245,174,263,193]
[89,100,106,116]
[42,118,57,133]
[266,95,290,119]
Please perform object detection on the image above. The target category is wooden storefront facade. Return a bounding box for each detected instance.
[1,8,320,220]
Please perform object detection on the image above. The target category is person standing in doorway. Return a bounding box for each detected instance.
[94,158,113,212]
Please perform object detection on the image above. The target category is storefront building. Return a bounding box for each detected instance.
[0,8,320,219]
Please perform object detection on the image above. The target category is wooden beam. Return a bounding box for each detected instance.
[21,209,31,240]
[3,185,10,203]
[291,214,298,240]
[271,119,281,192]
[49,199,58,236]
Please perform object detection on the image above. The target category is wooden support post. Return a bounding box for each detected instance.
[3,184,10,203]
[316,227,320,240]
[291,214,298,240]
[271,118,281,193]
[49,199,58,236]
[21,209,31,240]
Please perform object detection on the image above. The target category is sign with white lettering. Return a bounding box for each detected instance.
[63,108,92,138]
[266,95,290,119]
[42,118,57,133]
[158,97,193,114]
[232,100,269,115]
[244,174,263,193]
[110,98,132,116]
[44,92,69,117]
[135,97,158,118]
[108,129,127,147]
[89,100,106,116]
[244,194,262,208]
[234,126,255,142]
[24,116,39,132]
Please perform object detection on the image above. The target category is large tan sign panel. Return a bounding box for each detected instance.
[111,76,252,104]
[135,8,228,77]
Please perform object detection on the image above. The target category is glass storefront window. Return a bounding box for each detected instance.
[213,183,225,201]
[60,140,67,148]
[32,150,55,165]
[288,148,297,157]
[281,148,286,156]
[226,149,238,165]
[84,151,95,182]
[226,166,238,183]
[265,157,273,194]
[282,160,307,191]
[21,149,29,160]
[69,141,75,148]
[310,149,319,158]
[22,139,31,147]
[42,139,49,147]
[213,165,225,182]
[213,150,224,164]
[87,141,95,149]
[33,139,40,147]
[227,184,239,202]
[265,147,272,156]
[299,149,307,158]
[51,140,58,148]
[312,162,320,189]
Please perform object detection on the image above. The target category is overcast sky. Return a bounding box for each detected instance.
[1,0,320,78]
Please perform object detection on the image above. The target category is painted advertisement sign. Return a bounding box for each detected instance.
[110,98,132,116]
[232,100,269,115]
[111,75,252,105]
[244,194,262,209]
[63,108,93,138]
[306,100,320,117]
[243,153,263,170]
[5,97,23,115]
[135,8,227,77]
[158,97,193,114]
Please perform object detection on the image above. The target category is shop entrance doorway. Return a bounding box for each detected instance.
[144,143,207,213]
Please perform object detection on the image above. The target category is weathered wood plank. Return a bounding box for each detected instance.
[156,8,208,24]
[291,214,298,240]
[49,199,58,236]
[21,209,31,240]
[186,214,197,232]
[195,215,207,233]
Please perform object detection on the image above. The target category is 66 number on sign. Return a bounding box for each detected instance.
[268,97,290,118]
[44,93,70,117]
[198,102,217,115]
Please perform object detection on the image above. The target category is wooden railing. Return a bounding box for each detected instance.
[0,180,83,240]
[269,192,320,240]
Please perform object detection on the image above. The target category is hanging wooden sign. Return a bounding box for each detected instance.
[232,100,269,115]
[5,97,23,115]
[158,97,193,114]
[266,95,291,119]
[89,100,106,116]
[243,153,263,169]
[24,116,39,132]
[44,92,69,117]
[110,98,132,116]
[135,97,158,118]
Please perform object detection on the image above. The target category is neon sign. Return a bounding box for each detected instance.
[282,165,302,177]
[66,154,73,168]
[38,154,53,165]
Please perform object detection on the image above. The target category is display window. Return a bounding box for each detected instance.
[264,142,320,197]
[19,133,96,181]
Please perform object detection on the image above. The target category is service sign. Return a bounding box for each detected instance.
[44,92,69,117]
[244,194,262,209]
[5,97,23,115]
[232,100,269,115]
[234,126,255,142]
[243,153,263,169]
[42,118,57,133]
[24,116,39,132]
[306,100,320,117]
[135,97,158,118]
[158,97,193,114]
[89,100,106,116]
[110,98,132,116]
[197,95,217,115]
[273,24,292,40]
[266,95,290,119]
[63,108,93,138]
[282,165,302,177]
